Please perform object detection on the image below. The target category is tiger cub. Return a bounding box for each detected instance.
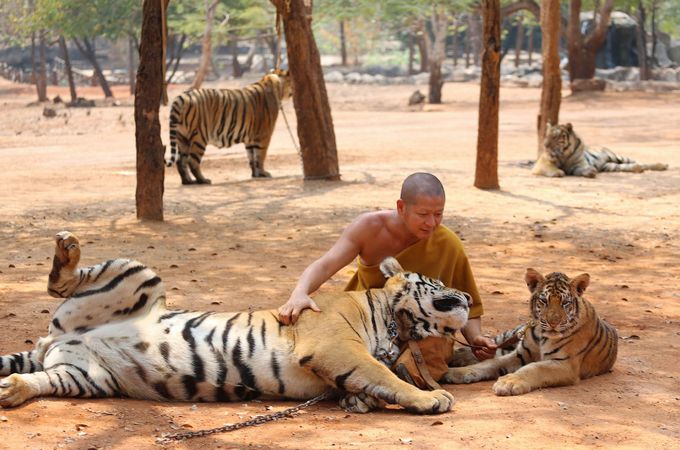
[0,232,471,414]
[533,122,668,177]
[444,268,618,395]
[166,69,293,184]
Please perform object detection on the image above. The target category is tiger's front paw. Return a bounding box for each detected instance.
[0,374,37,408]
[492,373,532,396]
[54,231,81,269]
[442,367,482,384]
[403,389,454,414]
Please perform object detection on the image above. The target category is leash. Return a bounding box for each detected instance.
[155,391,333,444]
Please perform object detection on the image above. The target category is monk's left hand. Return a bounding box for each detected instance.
[470,335,497,361]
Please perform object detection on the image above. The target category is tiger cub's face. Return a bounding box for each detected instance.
[543,122,575,162]
[525,268,590,336]
[380,258,471,341]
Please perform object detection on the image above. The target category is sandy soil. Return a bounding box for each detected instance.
[0,76,679,449]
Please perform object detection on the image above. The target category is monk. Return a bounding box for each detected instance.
[278,172,496,386]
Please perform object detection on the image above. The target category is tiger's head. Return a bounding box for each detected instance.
[543,122,576,163]
[266,68,293,100]
[380,257,471,341]
[525,268,590,337]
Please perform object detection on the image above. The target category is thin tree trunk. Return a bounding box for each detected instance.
[636,1,650,80]
[416,25,429,73]
[270,0,340,181]
[514,13,524,67]
[73,37,114,98]
[650,1,657,67]
[192,0,219,89]
[408,32,416,75]
[128,35,136,95]
[135,0,167,221]
[474,0,501,190]
[428,10,448,104]
[58,36,77,103]
[229,36,243,78]
[470,13,482,66]
[464,22,471,67]
[452,18,459,67]
[537,0,562,157]
[166,34,187,84]
[527,25,534,65]
[36,32,48,101]
[339,20,348,66]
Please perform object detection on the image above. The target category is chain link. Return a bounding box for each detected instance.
[155,391,333,445]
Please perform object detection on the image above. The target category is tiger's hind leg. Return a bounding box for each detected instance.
[640,163,668,171]
[600,161,644,173]
[246,143,271,178]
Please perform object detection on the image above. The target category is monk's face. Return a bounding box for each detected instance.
[398,194,445,240]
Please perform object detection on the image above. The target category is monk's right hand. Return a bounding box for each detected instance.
[277,293,321,325]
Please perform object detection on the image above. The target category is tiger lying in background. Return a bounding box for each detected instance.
[532,122,668,177]
[444,268,618,396]
[0,232,471,414]
[166,69,292,184]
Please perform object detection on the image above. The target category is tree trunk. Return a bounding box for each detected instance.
[339,20,348,66]
[192,0,219,89]
[514,13,524,67]
[537,0,562,157]
[416,25,429,73]
[451,18,459,67]
[36,32,48,102]
[271,0,340,181]
[469,13,482,66]
[166,34,187,84]
[58,36,78,103]
[527,25,534,65]
[407,32,415,75]
[475,0,501,190]
[73,37,114,98]
[464,24,471,68]
[229,36,243,78]
[567,0,614,82]
[128,35,136,95]
[135,0,167,221]
[428,10,448,104]
[636,2,650,80]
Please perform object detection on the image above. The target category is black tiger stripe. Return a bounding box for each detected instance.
[222,313,240,351]
[158,310,187,322]
[338,312,362,340]
[260,319,267,347]
[335,368,357,391]
[72,265,146,298]
[232,338,260,400]
[365,290,379,339]
[247,328,256,358]
[92,259,115,282]
[134,275,162,293]
[113,293,148,316]
[51,318,64,332]
[153,381,174,400]
[270,352,285,395]
[299,354,314,366]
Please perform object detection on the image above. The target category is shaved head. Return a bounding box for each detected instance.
[400,173,445,205]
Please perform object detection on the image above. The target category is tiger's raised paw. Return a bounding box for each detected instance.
[0,374,38,408]
[492,374,532,396]
[405,389,454,414]
[54,231,81,270]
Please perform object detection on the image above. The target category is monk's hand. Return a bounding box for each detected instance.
[470,335,497,361]
[277,293,321,325]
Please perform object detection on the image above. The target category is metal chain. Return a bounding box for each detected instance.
[277,98,302,161]
[155,391,333,445]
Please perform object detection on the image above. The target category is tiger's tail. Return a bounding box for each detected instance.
[166,96,183,167]
[0,350,43,376]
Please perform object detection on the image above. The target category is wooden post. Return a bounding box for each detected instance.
[537,0,562,156]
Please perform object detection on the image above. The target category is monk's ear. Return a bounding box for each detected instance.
[571,273,590,296]
[380,257,403,278]
[525,268,544,293]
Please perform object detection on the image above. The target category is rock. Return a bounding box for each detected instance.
[408,90,426,106]
[570,78,606,93]
[42,106,57,118]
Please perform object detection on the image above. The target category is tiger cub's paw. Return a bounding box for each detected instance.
[340,392,384,413]
[442,367,482,384]
[405,389,454,414]
[54,231,81,269]
[492,373,532,396]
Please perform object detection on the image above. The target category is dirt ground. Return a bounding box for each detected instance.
[0,75,679,450]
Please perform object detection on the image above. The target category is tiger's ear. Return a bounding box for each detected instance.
[571,273,590,296]
[565,122,573,132]
[525,268,544,293]
[380,257,404,278]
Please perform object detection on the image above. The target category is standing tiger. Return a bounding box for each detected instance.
[444,268,618,396]
[166,69,292,184]
[532,122,668,177]
[0,232,471,414]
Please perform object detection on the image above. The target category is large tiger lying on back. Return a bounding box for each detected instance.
[166,69,292,184]
[444,268,618,395]
[0,232,471,414]
[533,122,668,177]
